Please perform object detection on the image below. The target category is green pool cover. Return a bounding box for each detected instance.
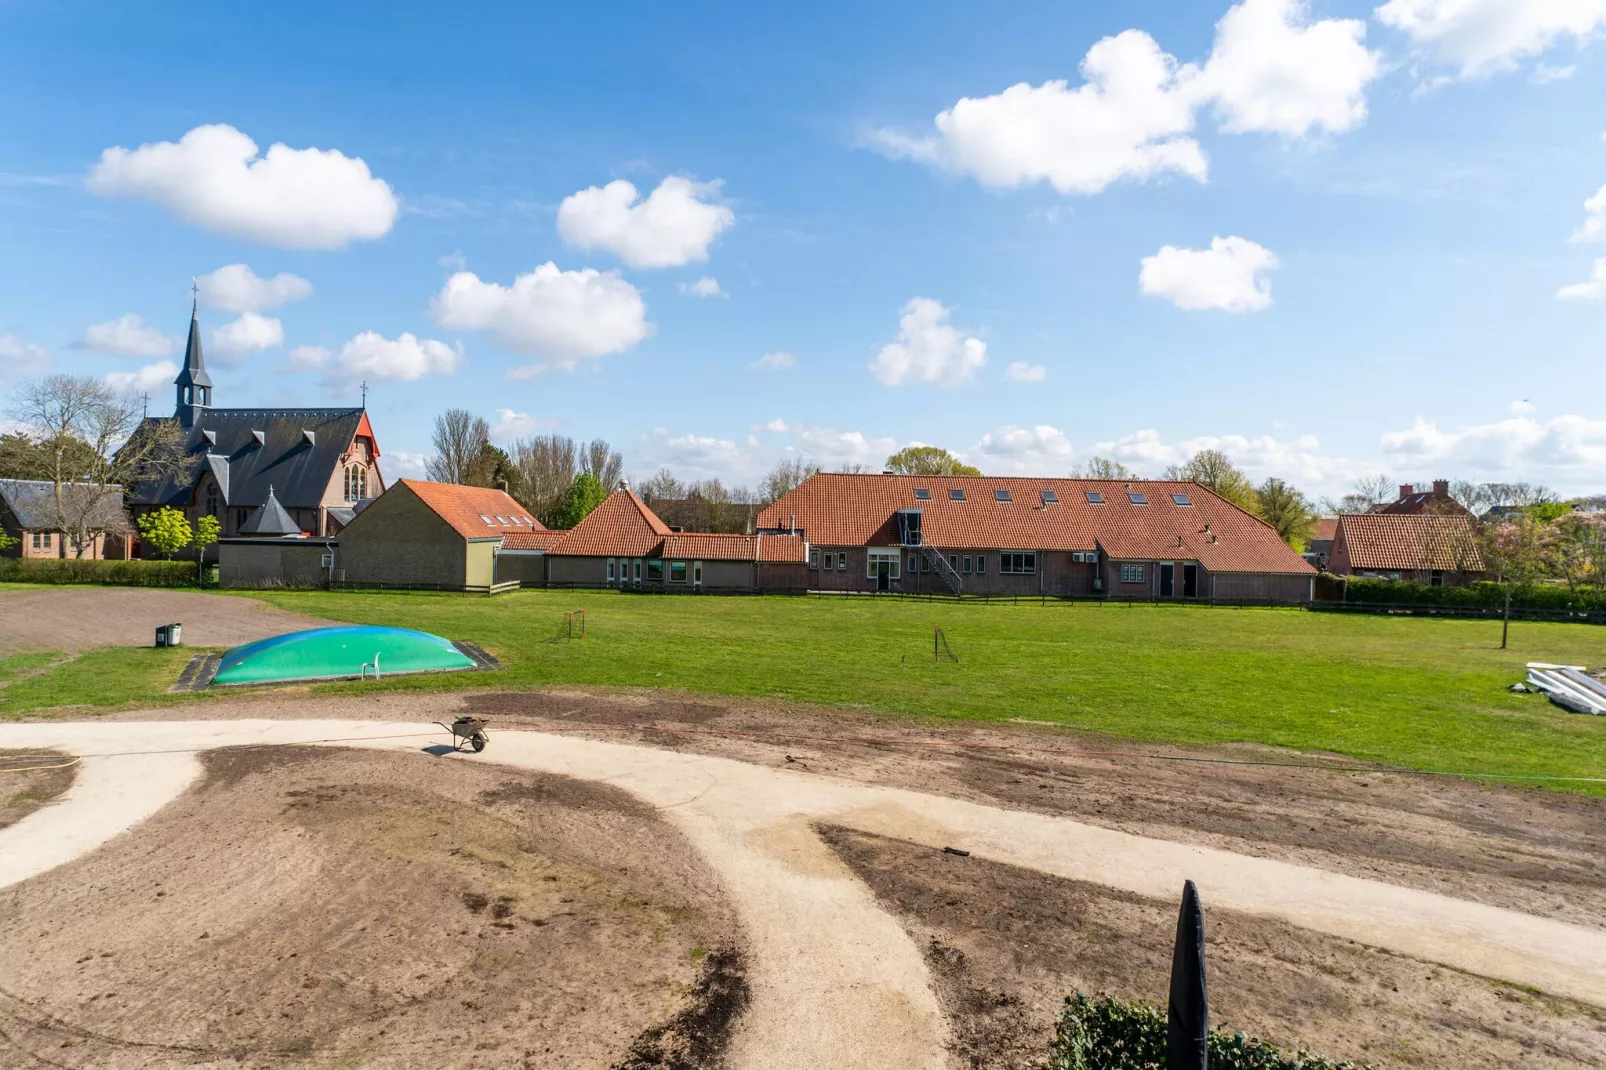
[213,625,476,685]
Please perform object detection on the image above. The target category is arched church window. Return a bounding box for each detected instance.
[344,464,367,502]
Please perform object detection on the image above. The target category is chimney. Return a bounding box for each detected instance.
[1432,479,1449,498]
[496,478,509,494]
[789,513,796,534]
[1398,483,1414,500]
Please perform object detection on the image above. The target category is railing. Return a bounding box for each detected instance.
[1309,599,1606,624]
[918,545,964,595]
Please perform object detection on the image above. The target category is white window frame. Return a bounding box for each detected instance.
[961,554,972,573]
[606,558,616,584]
[866,548,901,580]
[810,548,820,569]
[693,561,703,587]
[975,554,985,574]
[909,552,920,573]
[822,551,834,570]
[837,554,847,571]
[1120,563,1145,583]
[670,561,688,583]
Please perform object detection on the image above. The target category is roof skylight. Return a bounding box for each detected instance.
[1129,493,1148,505]
[914,488,931,500]
[1085,491,1104,504]
[949,488,966,501]
[994,488,1012,502]
[1040,490,1058,504]
[1172,493,1192,506]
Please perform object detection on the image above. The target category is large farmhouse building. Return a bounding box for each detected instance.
[756,473,1315,603]
[127,301,386,555]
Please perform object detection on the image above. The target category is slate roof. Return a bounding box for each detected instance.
[551,489,673,557]
[129,408,375,510]
[0,479,128,531]
[1333,514,1487,571]
[661,532,809,563]
[400,480,544,540]
[757,473,1313,575]
[174,310,212,388]
[240,486,302,535]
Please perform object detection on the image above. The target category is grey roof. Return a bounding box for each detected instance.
[174,309,212,389]
[326,506,356,527]
[240,485,301,535]
[0,479,127,530]
[129,407,367,511]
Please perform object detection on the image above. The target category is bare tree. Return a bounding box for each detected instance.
[1070,456,1137,480]
[760,457,819,504]
[581,439,623,491]
[11,374,183,557]
[426,409,490,484]
[511,434,579,528]
[1320,473,1396,516]
[637,468,685,505]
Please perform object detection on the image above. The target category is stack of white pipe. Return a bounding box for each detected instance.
[1526,662,1606,715]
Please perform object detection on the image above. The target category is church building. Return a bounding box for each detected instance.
[126,298,386,555]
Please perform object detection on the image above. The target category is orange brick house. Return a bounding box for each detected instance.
[756,473,1315,602]
[1327,513,1487,586]
[0,479,129,559]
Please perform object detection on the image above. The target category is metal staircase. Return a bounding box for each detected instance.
[919,545,964,595]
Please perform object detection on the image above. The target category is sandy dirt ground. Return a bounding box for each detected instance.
[0,588,342,655]
[0,746,742,1069]
[0,749,76,830]
[823,826,1606,1070]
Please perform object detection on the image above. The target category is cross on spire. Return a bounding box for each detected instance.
[190,277,199,311]
[360,380,368,408]
[140,392,150,419]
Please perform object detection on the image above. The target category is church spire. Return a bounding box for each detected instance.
[174,280,212,428]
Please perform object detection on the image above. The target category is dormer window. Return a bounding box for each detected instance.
[251,429,266,445]
[994,489,1012,502]
[202,429,218,446]
[301,429,316,446]
[949,488,966,501]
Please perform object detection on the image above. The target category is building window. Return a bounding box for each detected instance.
[1085,491,1104,504]
[1121,564,1145,583]
[670,561,688,583]
[1128,493,1148,505]
[647,559,664,581]
[962,555,972,573]
[909,552,920,573]
[1172,493,1192,506]
[994,489,1012,502]
[837,554,847,571]
[634,559,642,584]
[1000,552,1036,574]
[975,555,985,573]
[31,532,41,550]
[693,562,703,586]
[1040,489,1058,504]
[606,559,615,584]
[949,488,966,501]
[949,554,958,572]
[866,549,900,579]
[1430,569,1444,587]
[41,532,51,550]
[914,488,931,500]
[206,486,219,515]
[810,548,820,569]
[345,464,368,502]
[822,551,834,570]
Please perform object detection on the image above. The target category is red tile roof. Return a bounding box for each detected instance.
[1311,517,1338,542]
[758,473,1313,575]
[1333,514,1487,571]
[400,479,545,540]
[501,529,565,551]
[661,532,809,563]
[551,489,672,557]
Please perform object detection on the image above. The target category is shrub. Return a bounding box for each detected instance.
[1337,578,1606,612]
[0,557,206,587]
[1049,993,1372,1070]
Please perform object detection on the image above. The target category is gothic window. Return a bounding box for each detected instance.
[205,485,219,516]
[344,464,368,502]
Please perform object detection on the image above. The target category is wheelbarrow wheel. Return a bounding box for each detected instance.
[470,732,487,753]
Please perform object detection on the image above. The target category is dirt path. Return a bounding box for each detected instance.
[0,588,342,655]
[0,749,77,829]
[5,718,1606,1070]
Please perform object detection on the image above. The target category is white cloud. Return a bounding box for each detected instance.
[1375,0,1606,79]
[78,314,174,357]
[868,2,1380,196]
[0,334,49,386]
[789,425,902,470]
[387,450,429,479]
[1381,414,1606,482]
[1196,0,1380,137]
[438,250,468,271]
[1533,62,1578,81]
[1093,427,1373,494]
[1139,236,1279,312]
[970,424,1075,474]
[1006,361,1048,382]
[210,312,283,364]
[431,263,652,374]
[758,418,790,433]
[488,409,554,443]
[86,124,398,250]
[556,176,734,269]
[664,432,744,466]
[1557,258,1606,299]
[870,298,987,387]
[196,264,312,312]
[1573,183,1606,243]
[681,276,727,298]
[749,351,795,371]
[1509,399,1537,414]
[327,331,462,385]
[103,360,178,396]
[869,29,1206,195]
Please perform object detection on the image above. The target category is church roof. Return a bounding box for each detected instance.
[240,485,302,535]
[174,307,212,389]
[129,408,376,511]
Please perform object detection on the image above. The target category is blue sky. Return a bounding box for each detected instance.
[2,0,1605,497]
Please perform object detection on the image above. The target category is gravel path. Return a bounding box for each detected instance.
[5,718,1605,1069]
[0,588,341,654]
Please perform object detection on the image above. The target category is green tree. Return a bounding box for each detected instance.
[555,472,607,529]
[1166,449,1259,514]
[1254,477,1315,550]
[136,507,192,559]
[192,514,221,582]
[884,445,980,476]
[0,530,17,555]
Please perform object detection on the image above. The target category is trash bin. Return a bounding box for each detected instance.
[169,622,183,646]
[155,624,170,648]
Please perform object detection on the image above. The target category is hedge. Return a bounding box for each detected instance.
[0,557,207,587]
[1336,578,1606,612]
[1050,994,1372,1070]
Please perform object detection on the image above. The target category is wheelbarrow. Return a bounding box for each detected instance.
[435,716,489,753]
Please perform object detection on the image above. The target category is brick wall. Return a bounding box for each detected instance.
[338,484,470,588]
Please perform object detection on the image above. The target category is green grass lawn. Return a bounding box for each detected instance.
[5,587,1605,791]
